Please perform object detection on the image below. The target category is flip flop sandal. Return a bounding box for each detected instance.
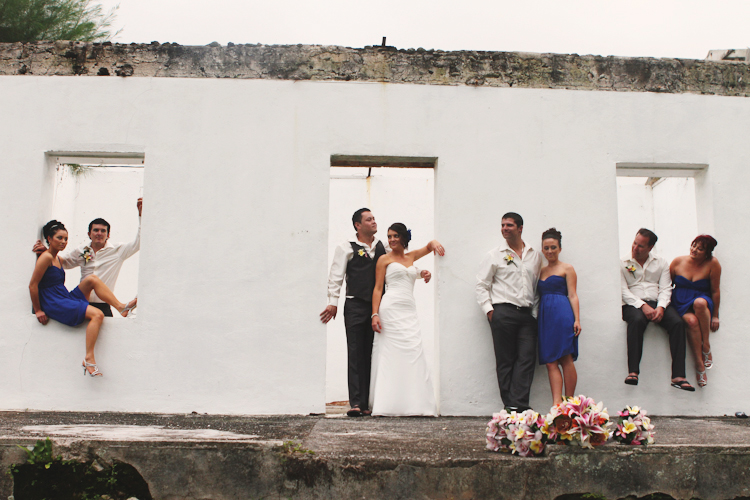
[671,380,696,392]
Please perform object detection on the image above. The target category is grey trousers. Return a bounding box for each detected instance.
[489,303,538,408]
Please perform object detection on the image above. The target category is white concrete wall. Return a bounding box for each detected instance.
[1,75,748,415]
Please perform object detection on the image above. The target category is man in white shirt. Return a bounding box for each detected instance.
[476,212,542,412]
[621,228,694,391]
[33,198,142,317]
[321,208,430,417]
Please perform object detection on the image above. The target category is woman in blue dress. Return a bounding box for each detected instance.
[669,235,721,388]
[29,220,137,377]
[537,228,581,406]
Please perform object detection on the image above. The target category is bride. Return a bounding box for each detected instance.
[370,223,445,416]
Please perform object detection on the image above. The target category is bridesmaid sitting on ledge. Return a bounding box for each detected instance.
[29,220,137,378]
[669,235,721,388]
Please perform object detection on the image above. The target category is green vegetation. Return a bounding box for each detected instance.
[0,0,118,43]
[9,438,152,500]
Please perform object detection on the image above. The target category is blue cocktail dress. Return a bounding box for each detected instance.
[38,265,89,326]
[671,275,714,317]
[537,275,578,365]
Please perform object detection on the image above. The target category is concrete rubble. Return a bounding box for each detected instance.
[0,41,748,96]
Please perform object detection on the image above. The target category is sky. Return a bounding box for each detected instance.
[95,0,749,60]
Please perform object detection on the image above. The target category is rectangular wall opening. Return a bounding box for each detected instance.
[46,152,145,317]
[616,163,712,261]
[327,155,437,413]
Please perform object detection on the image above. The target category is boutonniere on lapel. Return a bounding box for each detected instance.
[625,263,636,277]
[504,253,518,267]
[357,249,366,258]
[80,246,93,265]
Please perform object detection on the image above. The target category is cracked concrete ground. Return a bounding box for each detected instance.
[1,411,749,499]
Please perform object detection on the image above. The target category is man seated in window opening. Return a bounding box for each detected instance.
[33,197,143,317]
[620,228,694,391]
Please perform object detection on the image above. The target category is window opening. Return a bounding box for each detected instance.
[46,152,145,318]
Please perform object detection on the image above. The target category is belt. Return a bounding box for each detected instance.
[496,303,532,314]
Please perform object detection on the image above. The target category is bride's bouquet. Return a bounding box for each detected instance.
[613,406,655,445]
[486,409,548,457]
[543,395,611,449]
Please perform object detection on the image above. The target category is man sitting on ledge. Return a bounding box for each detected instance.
[33,197,143,317]
[621,228,694,391]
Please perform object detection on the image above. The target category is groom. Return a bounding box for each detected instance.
[321,208,430,417]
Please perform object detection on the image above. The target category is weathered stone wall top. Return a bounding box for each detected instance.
[1,41,748,96]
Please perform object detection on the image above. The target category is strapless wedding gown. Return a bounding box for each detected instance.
[369,263,437,416]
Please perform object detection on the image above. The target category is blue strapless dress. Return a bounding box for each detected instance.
[671,275,714,317]
[537,275,578,365]
[38,265,89,326]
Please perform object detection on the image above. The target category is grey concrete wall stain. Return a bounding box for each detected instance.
[1,41,748,96]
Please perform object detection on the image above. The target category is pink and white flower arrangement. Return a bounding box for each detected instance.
[543,395,611,449]
[613,406,655,445]
[486,409,547,457]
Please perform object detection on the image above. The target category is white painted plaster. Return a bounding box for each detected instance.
[1,76,748,415]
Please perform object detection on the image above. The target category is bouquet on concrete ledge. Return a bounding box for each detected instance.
[486,409,548,457]
[613,406,655,445]
[543,395,611,449]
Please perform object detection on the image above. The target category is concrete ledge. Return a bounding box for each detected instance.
[1,41,749,96]
[1,412,749,499]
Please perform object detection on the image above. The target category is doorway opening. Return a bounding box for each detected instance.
[326,155,437,414]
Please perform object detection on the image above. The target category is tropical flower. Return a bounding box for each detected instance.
[625,264,636,276]
[357,249,365,257]
[613,406,655,446]
[543,395,611,449]
[486,409,548,457]
[504,254,518,267]
[80,247,93,264]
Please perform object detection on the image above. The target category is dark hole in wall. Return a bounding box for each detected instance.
[12,459,152,500]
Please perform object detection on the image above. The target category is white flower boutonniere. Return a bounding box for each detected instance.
[357,249,365,257]
[504,254,518,267]
[81,247,93,265]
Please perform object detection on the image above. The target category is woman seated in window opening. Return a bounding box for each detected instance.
[669,235,721,388]
[29,220,137,377]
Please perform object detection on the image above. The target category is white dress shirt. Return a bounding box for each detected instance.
[476,240,542,316]
[59,217,141,303]
[621,252,672,310]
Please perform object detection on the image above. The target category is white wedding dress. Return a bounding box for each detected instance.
[369,263,437,416]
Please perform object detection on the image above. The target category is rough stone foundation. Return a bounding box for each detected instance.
[1,41,748,96]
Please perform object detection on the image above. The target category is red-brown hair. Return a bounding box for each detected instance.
[692,234,718,259]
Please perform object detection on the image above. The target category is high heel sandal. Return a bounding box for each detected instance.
[82,360,103,377]
[119,297,138,317]
[702,349,713,369]
[696,370,707,387]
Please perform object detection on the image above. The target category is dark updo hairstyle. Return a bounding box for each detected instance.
[692,234,718,259]
[42,220,67,244]
[388,222,411,249]
[541,227,562,247]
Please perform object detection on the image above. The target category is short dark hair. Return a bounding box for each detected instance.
[636,228,658,246]
[542,227,562,247]
[388,222,411,249]
[692,234,718,259]
[352,208,371,230]
[88,218,111,234]
[42,220,67,244]
[502,212,523,227]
